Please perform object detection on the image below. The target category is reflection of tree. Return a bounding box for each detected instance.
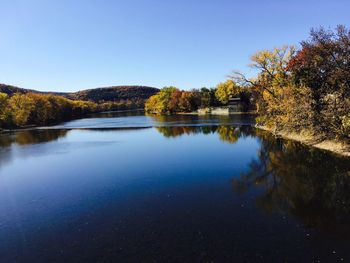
[0,129,68,147]
[0,129,69,171]
[16,130,68,145]
[150,114,200,124]
[155,125,255,144]
[233,130,350,227]
[217,126,239,144]
[155,126,217,138]
[148,113,255,126]
[91,110,144,118]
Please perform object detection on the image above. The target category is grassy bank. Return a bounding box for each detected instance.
[256,125,350,157]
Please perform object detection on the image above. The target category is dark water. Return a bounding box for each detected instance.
[0,113,349,262]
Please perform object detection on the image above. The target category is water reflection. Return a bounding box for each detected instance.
[156,126,216,138]
[232,129,350,229]
[0,120,350,261]
[1,124,350,230]
[155,125,350,229]
[88,111,256,125]
[89,109,145,118]
[0,130,69,170]
[0,129,68,148]
[156,125,255,144]
[0,125,253,148]
[150,113,256,126]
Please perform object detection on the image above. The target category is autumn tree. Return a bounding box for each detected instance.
[26,93,54,125]
[145,86,178,114]
[196,87,219,108]
[0,92,105,128]
[198,87,211,108]
[178,91,196,112]
[215,80,240,104]
[145,87,202,114]
[229,46,299,130]
[8,94,35,126]
[0,93,10,127]
[168,89,182,112]
[287,25,350,138]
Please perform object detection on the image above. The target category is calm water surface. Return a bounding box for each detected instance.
[0,113,349,262]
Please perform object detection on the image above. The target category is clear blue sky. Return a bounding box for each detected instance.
[1,0,349,92]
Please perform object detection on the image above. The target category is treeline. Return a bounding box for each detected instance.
[231,25,349,140]
[145,85,252,114]
[0,92,144,128]
[0,84,159,103]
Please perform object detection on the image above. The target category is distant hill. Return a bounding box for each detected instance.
[66,86,159,102]
[0,84,43,96]
[0,84,159,102]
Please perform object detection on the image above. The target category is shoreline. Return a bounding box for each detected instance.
[1,111,349,158]
[0,109,145,134]
[256,125,350,157]
[177,111,258,116]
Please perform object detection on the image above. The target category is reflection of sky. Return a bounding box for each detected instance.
[0,128,259,243]
[0,121,349,261]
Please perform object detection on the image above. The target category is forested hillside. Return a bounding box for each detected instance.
[67,86,159,102]
[0,84,159,102]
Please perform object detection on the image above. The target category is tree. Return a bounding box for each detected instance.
[27,93,53,125]
[230,45,295,98]
[199,87,211,107]
[215,80,240,104]
[287,25,350,138]
[168,90,182,112]
[8,94,35,126]
[145,87,178,114]
[145,95,159,114]
[229,46,297,130]
[0,93,10,127]
[145,87,201,114]
[178,91,196,112]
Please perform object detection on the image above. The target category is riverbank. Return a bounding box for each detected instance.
[256,125,350,157]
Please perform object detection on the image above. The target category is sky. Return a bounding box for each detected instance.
[0,0,349,92]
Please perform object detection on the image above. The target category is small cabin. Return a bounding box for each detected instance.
[228,97,242,112]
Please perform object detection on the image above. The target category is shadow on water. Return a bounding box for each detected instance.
[232,129,350,234]
[0,130,69,168]
[155,125,350,233]
[0,129,69,148]
[89,110,145,118]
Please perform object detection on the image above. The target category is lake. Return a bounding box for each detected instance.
[0,112,349,262]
